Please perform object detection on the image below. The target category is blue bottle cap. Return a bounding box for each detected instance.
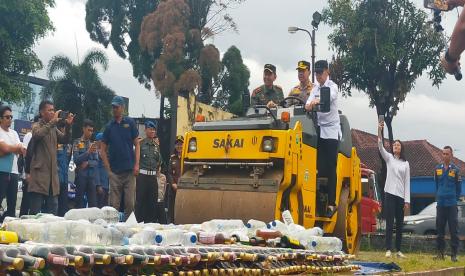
[190,235,197,244]
[312,241,317,247]
[155,235,163,244]
[246,223,251,228]
[122,237,129,245]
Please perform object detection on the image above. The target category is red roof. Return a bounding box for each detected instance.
[351,129,465,177]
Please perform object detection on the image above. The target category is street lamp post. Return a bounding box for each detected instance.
[288,11,322,83]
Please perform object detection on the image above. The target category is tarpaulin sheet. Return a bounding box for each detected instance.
[352,261,401,275]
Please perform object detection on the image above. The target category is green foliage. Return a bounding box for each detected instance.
[324,0,446,123]
[0,0,55,103]
[85,0,243,93]
[43,49,115,137]
[213,46,250,116]
[85,0,159,89]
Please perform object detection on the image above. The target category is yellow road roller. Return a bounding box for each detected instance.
[175,95,362,254]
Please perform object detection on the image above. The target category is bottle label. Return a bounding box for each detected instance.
[198,233,215,244]
[49,255,69,266]
[115,256,126,264]
[282,210,294,225]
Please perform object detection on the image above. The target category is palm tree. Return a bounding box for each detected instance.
[43,49,115,137]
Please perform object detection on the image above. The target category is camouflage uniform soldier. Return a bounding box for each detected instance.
[250,64,284,108]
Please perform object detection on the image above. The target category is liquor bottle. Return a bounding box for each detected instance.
[15,246,45,270]
[104,247,133,265]
[76,246,111,265]
[115,246,148,266]
[0,247,24,271]
[278,236,305,250]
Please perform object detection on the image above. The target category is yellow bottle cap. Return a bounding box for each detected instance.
[153,255,161,265]
[74,256,84,267]
[13,258,24,270]
[125,255,134,265]
[37,258,46,270]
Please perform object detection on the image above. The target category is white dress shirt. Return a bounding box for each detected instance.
[306,76,341,140]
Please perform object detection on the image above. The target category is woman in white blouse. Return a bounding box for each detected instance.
[378,122,410,258]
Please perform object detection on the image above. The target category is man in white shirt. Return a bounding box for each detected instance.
[305,60,341,217]
[0,105,25,220]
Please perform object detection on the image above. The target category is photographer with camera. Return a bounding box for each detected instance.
[29,100,74,215]
[441,0,465,75]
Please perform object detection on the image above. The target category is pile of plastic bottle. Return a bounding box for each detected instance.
[0,208,360,275]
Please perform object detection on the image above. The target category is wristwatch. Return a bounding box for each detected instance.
[445,49,459,63]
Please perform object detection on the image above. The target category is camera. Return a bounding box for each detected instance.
[59,111,69,120]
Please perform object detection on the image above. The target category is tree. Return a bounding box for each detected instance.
[323,0,446,144]
[0,0,55,103]
[213,46,250,116]
[43,49,115,137]
[85,0,241,91]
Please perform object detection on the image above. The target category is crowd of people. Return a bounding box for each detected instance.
[0,96,183,225]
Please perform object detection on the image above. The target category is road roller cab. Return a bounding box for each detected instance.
[175,96,362,254]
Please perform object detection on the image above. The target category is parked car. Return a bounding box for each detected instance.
[403,201,465,236]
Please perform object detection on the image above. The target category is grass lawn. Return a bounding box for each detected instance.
[356,251,465,272]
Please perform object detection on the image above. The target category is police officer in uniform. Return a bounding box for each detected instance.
[288,60,313,103]
[167,135,183,223]
[57,120,73,216]
[250,64,284,108]
[135,121,162,223]
[434,146,462,262]
[73,119,98,208]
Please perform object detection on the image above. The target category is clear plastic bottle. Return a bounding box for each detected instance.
[101,206,120,223]
[245,219,267,237]
[68,220,106,245]
[46,221,69,244]
[304,236,343,252]
[154,229,185,246]
[267,220,289,235]
[201,220,245,233]
[182,232,198,246]
[107,227,127,246]
[64,207,104,222]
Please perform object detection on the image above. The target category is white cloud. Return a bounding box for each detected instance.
[34,0,160,118]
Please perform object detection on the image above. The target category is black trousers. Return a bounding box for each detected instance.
[155,202,167,224]
[57,182,68,217]
[75,174,97,208]
[19,179,30,216]
[384,192,405,251]
[166,185,176,224]
[0,172,19,220]
[97,187,109,208]
[29,192,58,215]
[135,174,157,223]
[317,137,338,206]
[436,205,459,255]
